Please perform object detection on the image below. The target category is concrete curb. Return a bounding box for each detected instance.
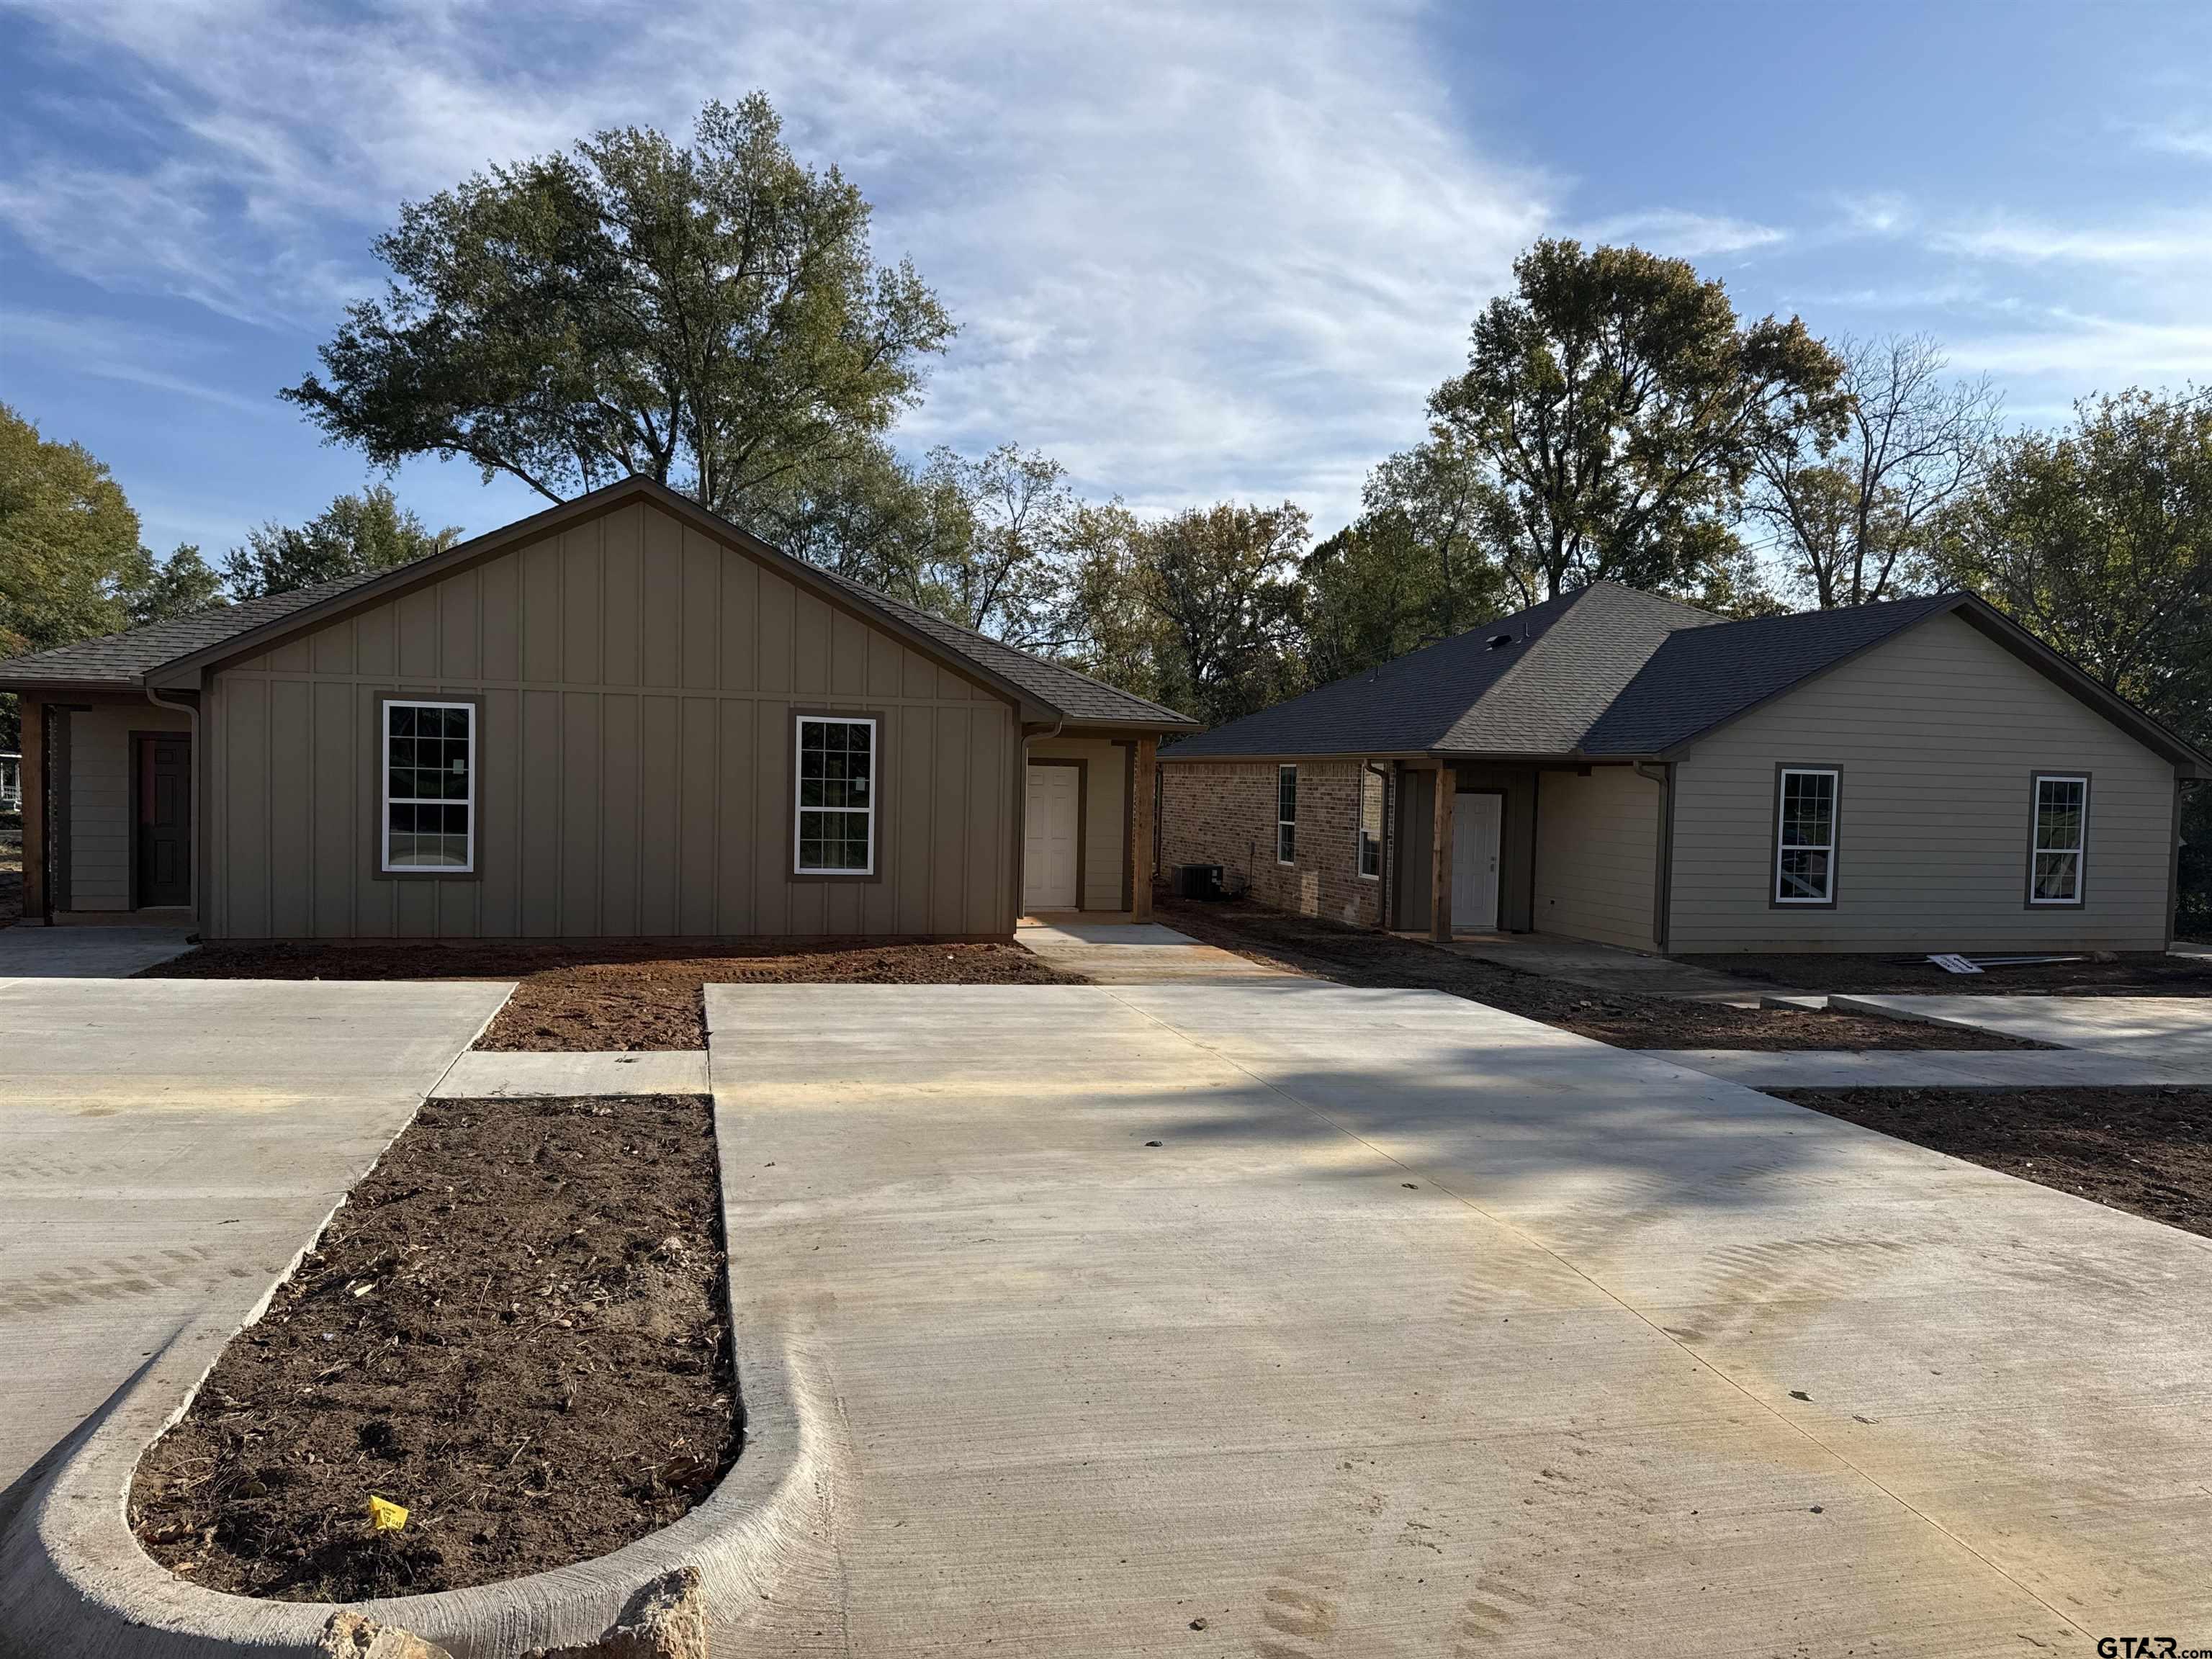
[0,1087,827,1659]
[431,1051,711,1100]
[1826,992,2034,1038]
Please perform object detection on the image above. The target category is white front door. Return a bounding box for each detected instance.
[1452,791,1501,932]
[1024,764,1081,912]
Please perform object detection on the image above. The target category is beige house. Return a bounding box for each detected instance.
[0,478,1194,940]
[1159,583,2207,954]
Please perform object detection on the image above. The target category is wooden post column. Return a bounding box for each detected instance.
[1130,734,1157,922]
[1429,762,1454,942]
[19,693,45,923]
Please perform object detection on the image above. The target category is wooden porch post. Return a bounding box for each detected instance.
[1429,761,1454,942]
[1130,734,1157,922]
[19,693,45,923]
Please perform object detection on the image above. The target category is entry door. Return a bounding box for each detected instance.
[137,734,193,908]
[1024,763,1081,911]
[1452,791,1501,932]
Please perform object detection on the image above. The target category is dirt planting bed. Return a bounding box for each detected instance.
[1684,950,2212,997]
[130,1093,738,1600]
[1156,896,2040,1052]
[1778,1086,2212,1240]
[141,937,1080,1049]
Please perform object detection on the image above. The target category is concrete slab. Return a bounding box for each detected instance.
[1636,1047,2212,1088]
[0,925,192,982]
[431,1048,709,1098]
[1431,930,1789,1004]
[0,978,513,1493]
[1015,917,1292,984]
[1834,993,2212,1060]
[705,980,2212,1653]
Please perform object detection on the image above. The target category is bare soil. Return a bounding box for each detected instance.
[1684,950,2212,997]
[1779,1087,2212,1240]
[1156,895,2038,1052]
[141,938,1080,1049]
[130,1094,737,1600]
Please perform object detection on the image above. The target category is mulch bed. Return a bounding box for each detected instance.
[1778,1087,2212,1240]
[140,938,1080,1050]
[1684,950,2212,997]
[130,1094,738,1600]
[1155,895,2038,1052]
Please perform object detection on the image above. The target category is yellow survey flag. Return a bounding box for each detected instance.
[367,1496,409,1532]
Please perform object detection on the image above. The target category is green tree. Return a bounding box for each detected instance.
[283,94,953,563]
[0,403,143,661]
[1133,502,1310,726]
[223,485,462,600]
[121,543,223,626]
[1427,238,1848,604]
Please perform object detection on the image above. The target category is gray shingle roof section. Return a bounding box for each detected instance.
[0,567,396,687]
[1581,593,1959,756]
[1436,583,1723,752]
[1161,583,1720,759]
[811,566,1197,728]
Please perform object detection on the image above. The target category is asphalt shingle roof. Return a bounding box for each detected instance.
[0,485,1195,729]
[1161,583,1725,759]
[0,568,396,687]
[1580,593,1959,755]
[811,566,1197,729]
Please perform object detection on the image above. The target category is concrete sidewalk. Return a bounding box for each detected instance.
[1016,918,1293,984]
[0,925,193,981]
[706,980,2212,1654]
[0,977,513,1493]
[431,1048,708,1097]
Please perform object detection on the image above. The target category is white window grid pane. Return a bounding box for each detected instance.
[384,701,475,872]
[1774,769,1836,902]
[795,717,876,873]
[2029,776,2087,903]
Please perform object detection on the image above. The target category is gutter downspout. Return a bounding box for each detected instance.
[145,682,199,932]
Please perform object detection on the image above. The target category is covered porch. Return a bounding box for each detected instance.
[1021,729,1159,923]
[12,689,197,928]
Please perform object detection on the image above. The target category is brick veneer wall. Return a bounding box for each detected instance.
[1159,759,1386,927]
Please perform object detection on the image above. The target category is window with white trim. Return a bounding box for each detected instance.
[1357,767,1384,879]
[1773,767,1838,904]
[794,716,876,873]
[1276,765,1298,864]
[2029,774,2089,904]
[382,700,475,872]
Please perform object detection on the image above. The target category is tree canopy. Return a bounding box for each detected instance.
[222,485,463,601]
[0,402,145,661]
[284,94,954,549]
[1426,238,1847,604]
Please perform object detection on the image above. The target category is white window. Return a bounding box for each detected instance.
[382,700,475,872]
[2029,774,2089,904]
[1276,765,1298,864]
[795,716,876,874]
[1773,767,1838,904]
[1357,767,1384,879]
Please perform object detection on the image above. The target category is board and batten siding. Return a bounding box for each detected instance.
[1667,611,2177,951]
[1531,765,1661,950]
[64,702,193,911]
[199,500,1019,940]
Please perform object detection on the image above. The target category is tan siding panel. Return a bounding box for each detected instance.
[1532,767,1659,951]
[1670,613,2177,950]
[201,500,1025,938]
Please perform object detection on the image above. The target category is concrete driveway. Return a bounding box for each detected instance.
[0,977,513,1495]
[708,981,2212,1655]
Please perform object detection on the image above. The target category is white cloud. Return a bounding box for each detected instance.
[1576,208,1786,258]
[0,305,272,413]
[0,0,1552,529]
[1948,310,2212,387]
[1931,212,2212,268]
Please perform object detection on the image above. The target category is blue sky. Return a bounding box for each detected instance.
[4,0,2210,565]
